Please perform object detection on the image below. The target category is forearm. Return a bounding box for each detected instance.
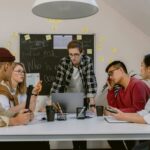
[122,113,146,124]
[29,95,37,112]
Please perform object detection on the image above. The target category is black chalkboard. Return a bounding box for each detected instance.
[20,34,94,95]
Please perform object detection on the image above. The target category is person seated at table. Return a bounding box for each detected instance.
[106,60,150,113]
[0,48,50,150]
[105,60,150,150]
[107,54,150,124]
[0,62,41,113]
[0,48,31,126]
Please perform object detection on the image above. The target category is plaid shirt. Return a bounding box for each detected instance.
[50,55,97,98]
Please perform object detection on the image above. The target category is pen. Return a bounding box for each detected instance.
[56,102,63,115]
[52,103,59,112]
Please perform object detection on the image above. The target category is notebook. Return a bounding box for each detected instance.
[104,116,128,123]
[51,93,84,113]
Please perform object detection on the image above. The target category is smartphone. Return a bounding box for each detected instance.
[25,85,33,110]
[105,107,118,114]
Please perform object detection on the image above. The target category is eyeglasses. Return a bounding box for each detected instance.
[69,53,80,58]
[108,68,119,77]
[13,70,25,74]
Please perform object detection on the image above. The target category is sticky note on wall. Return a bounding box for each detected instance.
[46,35,52,41]
[98,56,104,62]
[111,48,118,53]
[87,49,92,54]
[24,34,30,40]
[77,35,82,40]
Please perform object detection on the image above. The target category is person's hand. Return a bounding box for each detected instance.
[89,106,96,113]
[107,77,115,90]
[105,106,126,121]
[89,97,96,113]
[32,80,42,95]
[11,109,32,125]
[110,108,126,121]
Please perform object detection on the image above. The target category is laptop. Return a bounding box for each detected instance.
[51,93,84,113]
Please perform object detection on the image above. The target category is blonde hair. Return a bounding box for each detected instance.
[12,62,27,95]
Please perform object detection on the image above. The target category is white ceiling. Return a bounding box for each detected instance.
[104,0,150,37]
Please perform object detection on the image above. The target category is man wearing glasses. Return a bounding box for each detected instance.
[105,60,150,150]
[50,40,97,150]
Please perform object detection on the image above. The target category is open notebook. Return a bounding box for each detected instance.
[104,116,128,123]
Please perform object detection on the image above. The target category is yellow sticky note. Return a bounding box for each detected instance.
[81,26,89,34]
[12,32,19,39]
[48,19,62,24]
[111,48,118,53]
[51,25,57,31]
[109,57,113,63]
[99,36,106,43]
[99,56,104,62]
[77,35,82,40]
[24,34,30,40]
[87,49,92,54]
[11,51,16,57]
[5,41,11,49]
[96,45,103,51]
[46,35,52,41]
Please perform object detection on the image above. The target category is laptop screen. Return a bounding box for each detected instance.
[51,93,84,113]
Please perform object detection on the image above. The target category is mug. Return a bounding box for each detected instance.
[96,106,104,116]
[46,105,55,121]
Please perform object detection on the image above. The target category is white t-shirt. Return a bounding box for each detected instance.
[137,80,150,124]
[138,98,150,124]
[0,81,26,110]
[66,66,85,93]
[0,94,26,110]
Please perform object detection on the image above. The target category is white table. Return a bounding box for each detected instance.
[0,113,150,141]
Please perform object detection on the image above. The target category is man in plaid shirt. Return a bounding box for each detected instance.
[50,40,97,150]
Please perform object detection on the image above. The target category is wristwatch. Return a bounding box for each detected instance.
[89,104,96,108]
[31,93,38,96]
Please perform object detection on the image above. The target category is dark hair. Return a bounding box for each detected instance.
[143,54,150,67]
[67,40,83,53]
[105,60,128,74]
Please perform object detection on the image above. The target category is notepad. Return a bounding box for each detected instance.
[104,116,128,123]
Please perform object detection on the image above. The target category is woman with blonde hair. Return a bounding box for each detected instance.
[0,62,41,114]
[0,62,49,149]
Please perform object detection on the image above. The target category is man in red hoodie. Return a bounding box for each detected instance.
[105,60,150,150]
[106,60,150,113]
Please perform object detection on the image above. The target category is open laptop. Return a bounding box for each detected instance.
[51,93,84,113]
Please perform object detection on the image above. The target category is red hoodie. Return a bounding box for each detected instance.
[107,77,150,112]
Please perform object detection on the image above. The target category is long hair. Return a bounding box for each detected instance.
[12,62,27,95]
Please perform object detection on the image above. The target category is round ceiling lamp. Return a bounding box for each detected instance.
[32,0,99,19]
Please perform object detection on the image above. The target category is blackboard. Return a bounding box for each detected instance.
[20,34,94,95]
